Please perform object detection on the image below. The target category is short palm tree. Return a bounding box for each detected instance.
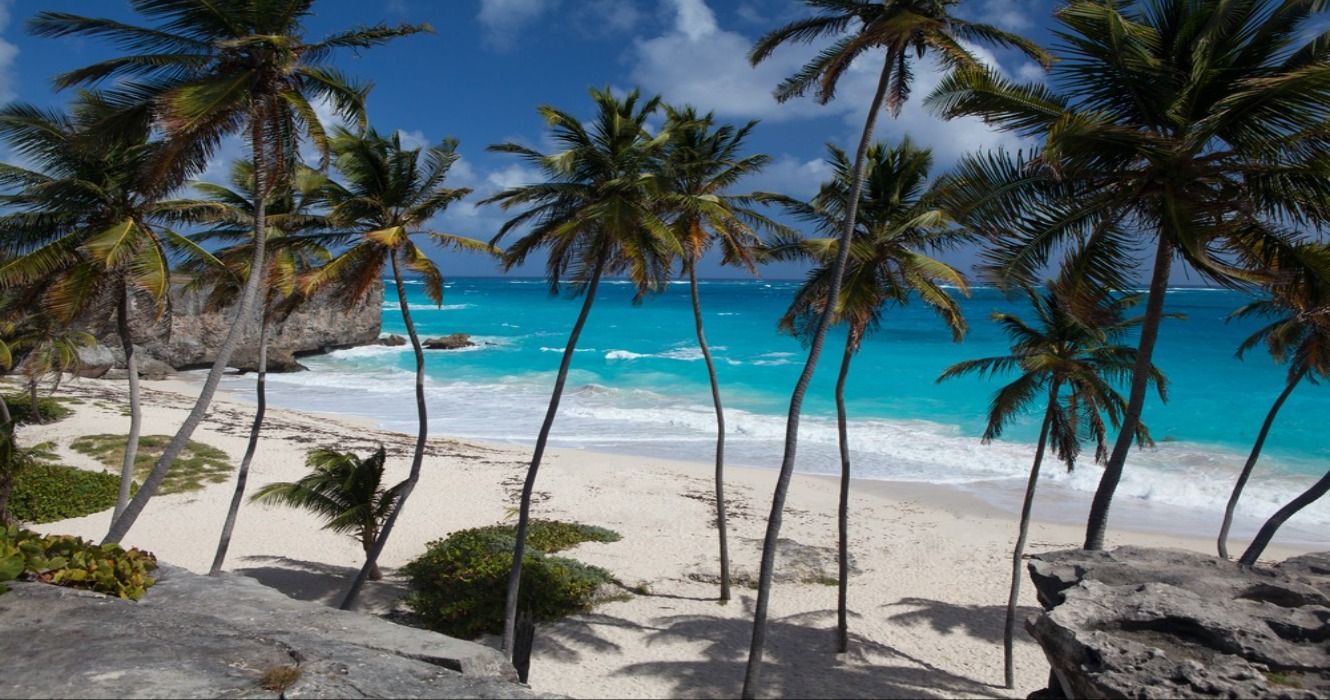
[744,4,1047,691]
[304,126,488,609]
[765,139,966,653]
[939,283,1163,688]
[482,87,679,655]
[251,446,404,581]
[161,160,330,575]
[5,314,95,421]
[928,0,1330,551]
[658,105,774,603]
[32,0,427,546]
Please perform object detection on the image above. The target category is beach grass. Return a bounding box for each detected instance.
[70,434,232,495]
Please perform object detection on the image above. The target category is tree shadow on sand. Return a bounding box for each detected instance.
[883,597,1043,646]
[609,604,1008,699]
[234,555,408,613]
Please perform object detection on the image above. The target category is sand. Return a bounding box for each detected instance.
[18,374,1318,699]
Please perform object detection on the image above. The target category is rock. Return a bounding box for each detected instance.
[76,345,116,378]
[136,355,176,380]
[424,333,475,351]
[227,346,308,373]
[1026,546,1330,699]
[689,537,859,588]
[0,563,551,699]
[380,334,407,347]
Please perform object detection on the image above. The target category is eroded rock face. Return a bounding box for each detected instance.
[0,563,549,699]
[1026,546,1330,699]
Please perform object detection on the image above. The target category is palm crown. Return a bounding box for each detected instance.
[252,446,404,546]
[1233,243,1330,385]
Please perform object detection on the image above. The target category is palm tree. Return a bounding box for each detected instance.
[927,0,1330,551]
[763,139,966,653]
[482,87,679,655]
[160,160,330,575]
[1227,244,1330,566]
[31,0,428,546]
[251,446,404,580]
[939,283,1163,688]
[5,314,95,421]
[657,105,773,603]
[744,4,1047,691]
[303,126,487,609]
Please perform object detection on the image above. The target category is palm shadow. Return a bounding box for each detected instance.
[234,555,408,613]
[884,596,1043,646]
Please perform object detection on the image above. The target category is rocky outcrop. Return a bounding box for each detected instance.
[0,563,548,699]
[379,334,407,347]
[1026,546,1330,699]
[424,333,475,351]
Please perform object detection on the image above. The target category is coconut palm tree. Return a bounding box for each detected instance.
[482,87,679,655]
[5,314,95,421]
[160,160,330,575]
[251,446,404,581]
[657,105,774,603]
[31,0,428,545]
[302,126,488,609]
[927,0,1330,551]
[763,139,966,653]
[939,283,1163,688]
[743,4,1048,690]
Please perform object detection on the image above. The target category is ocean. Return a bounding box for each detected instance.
[219,277,1330,538]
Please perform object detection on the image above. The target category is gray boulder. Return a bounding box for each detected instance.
[228,346,308,373]
[380,334,408,347]
[76,345,116,378]
[424,333,475,351]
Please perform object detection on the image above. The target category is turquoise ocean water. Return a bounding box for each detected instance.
[223,277,1329,533]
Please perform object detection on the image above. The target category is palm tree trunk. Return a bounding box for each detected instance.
[114,281,142,523]
[1239,469,1330,566]
[363,530,384,581]
[339,254,427,610]
[502,255,607,655]
[0,390,11,426]
[103,115,270,545]
[28,379,39,424]
[1082,237,1173,551]
[834,329,856,654]
[1218,368,1304,559]
[1005,387,1058,689]
[208,304,271,575]
[741,57,893,699]
[689,261,730,603]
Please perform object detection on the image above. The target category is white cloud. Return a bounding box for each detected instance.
[745,154,833,200]
[477,0,556,50]
[975,0,1035,30]
[395,128,430,151]
[0,0,19,106]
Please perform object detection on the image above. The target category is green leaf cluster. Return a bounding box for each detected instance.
[403,520,620,639]
[0,525,156,599]
[9,463,132,524]
[2,394,71,424]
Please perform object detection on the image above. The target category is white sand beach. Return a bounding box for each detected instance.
[22,375,1314,699]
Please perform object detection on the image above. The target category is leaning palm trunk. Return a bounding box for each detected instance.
[0,392,10,425]
[833,329,856,654]
[1218,368,1305,559]
[502,258,607,655]
[27,380,39,424]
[339,256,427,610]
[689,262,730,602]
[361,525,383,581]
[1083,239,1173,551]
[103,120,270,545]
[1005,387,1058,689]
[741,60,893,699]
[1239,469,1330,566]
[209,305,271,575]
[114,282,143,523]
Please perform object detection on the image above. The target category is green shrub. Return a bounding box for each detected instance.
[9,464,130,523]
[0,525,156,599]
[71,434,231,494]
[403,520,620,639]
[3,395,72,424]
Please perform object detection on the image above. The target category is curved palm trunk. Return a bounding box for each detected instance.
[1005,387,1058,689]
[0,392,10,425]
[1239,469,1330,566]
[502,258,607,655]
[114,282,143,523]
[833,330,856,654]
[689,261,730,602]
[741,59,893,699]
[28,379,39,424]
[1218,368,1305,559]
[339,255,426,609]
[103,118,270,545]
[361,527,383,581]
[208,304,271,575]
[1083,238,1173,551]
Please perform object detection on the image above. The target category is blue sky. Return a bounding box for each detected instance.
[0,0,1087,281]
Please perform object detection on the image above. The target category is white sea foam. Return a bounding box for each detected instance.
[406,303,475,310]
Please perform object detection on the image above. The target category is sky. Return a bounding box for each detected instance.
[0,0,1158,283]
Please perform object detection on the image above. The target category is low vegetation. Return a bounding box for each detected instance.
[0,526,157,599]
[9,463,127,524]
[3,395,71,424]
[404,520,620,639]
[71,434,231,495]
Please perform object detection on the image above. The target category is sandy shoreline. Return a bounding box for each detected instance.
[19,374,1319,699]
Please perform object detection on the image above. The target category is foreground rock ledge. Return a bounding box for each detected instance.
[0,564,547,699]
[1026,546,1330,699]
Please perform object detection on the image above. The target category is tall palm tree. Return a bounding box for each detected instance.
[482,87,679,655]
[1226,244,1330,565]
[657,105,773,603]
[31,0,428,546]
[160,160,330,575]
[928,0,1330,551]
[744,4,1047,691]
[252,446,405,581]
[763,139,966,653]
[939,283,1163,688]
[303,126,487,609]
